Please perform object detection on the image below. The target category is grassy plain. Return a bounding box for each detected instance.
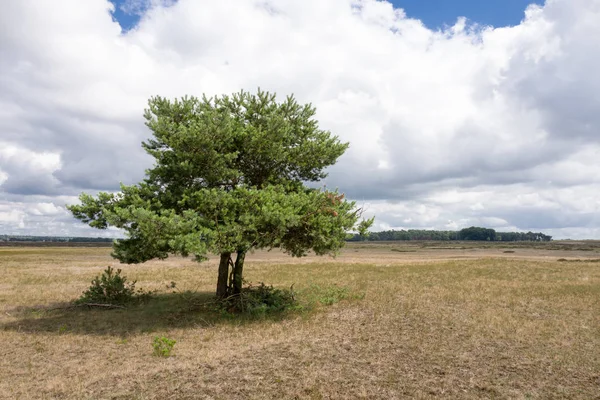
[0,241,599,399]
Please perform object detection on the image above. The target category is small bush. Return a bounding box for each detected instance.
[152,336,176,357]
[218,282,297,316]
[76,266,147,305]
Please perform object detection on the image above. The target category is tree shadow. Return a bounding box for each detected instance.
[1,291,293,337]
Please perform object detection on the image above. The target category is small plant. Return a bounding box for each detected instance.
[318,285,350,305]
[152,336,176,357]
[300,284,361,307]
[76,266,137,305]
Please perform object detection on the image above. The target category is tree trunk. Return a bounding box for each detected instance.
[216,252,231,298]
[232,250,246,295]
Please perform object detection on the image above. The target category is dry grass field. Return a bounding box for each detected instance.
[0,241,599,399]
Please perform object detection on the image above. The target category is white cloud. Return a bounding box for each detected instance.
[0,0,599,238]
[0,143,62,195]
[0,169,7,186]
[0,208,25,224]
[28,202,65,217]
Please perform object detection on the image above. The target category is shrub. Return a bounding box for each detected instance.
[76,266,138,305]
[152,336,176,357]
[218,282,298,316]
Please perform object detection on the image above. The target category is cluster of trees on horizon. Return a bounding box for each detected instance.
[349,226,552,242]
[1,226,553,244]
[0,235,114,243]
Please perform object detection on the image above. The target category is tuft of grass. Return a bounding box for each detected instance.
[298,284,363,307]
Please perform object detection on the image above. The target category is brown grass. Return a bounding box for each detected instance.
[0,243,599,399]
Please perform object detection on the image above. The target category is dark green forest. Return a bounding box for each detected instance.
[348,226,552,242]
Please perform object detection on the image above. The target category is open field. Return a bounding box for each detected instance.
[0,242,599,399]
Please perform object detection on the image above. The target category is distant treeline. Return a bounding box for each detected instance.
[0,235,114,243]
[2,227,552,244]
[348,226,552,242]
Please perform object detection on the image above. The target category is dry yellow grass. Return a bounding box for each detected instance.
[0,243,599,399]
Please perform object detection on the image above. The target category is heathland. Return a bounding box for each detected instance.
[0,241,598,399]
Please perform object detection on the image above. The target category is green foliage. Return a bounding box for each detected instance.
[212,282,362,318]
[300,284,361,307]
[152,336,176,357]
[313,284,350,305]
[459,226,497,241]
[68,89,373,295]
[76,266,136,305]
[218,282,298,316]
[76,266,153,305]
[348,227,552,242]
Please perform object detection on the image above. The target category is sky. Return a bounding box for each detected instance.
[392,0,544,29]
[1,0,600,239]
[108,1,545,31]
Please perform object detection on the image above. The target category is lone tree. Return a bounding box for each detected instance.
[68,90,372,298]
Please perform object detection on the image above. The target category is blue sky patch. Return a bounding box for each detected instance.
[391,0,543,29]
[108,0,544,32]
[108,0,141,31]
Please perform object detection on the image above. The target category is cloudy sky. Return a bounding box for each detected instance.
[1,0,599,239]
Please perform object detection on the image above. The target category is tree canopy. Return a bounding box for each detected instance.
[69,90,372,298]
[458,226,497,241]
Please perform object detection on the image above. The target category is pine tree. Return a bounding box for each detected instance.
[69,89,372,298]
